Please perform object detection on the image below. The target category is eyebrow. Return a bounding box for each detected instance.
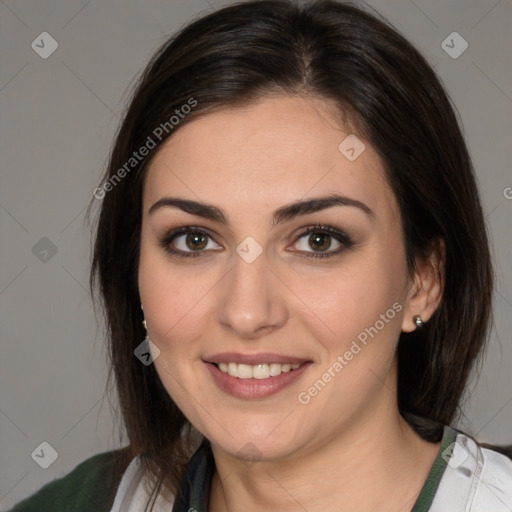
[148,194,374,225]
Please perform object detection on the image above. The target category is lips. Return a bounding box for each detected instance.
[204,352,312,399]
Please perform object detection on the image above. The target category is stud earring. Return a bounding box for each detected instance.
[413,315,424,329]
[136,307,161,365]
[141,304,149,337]
[140,302,149,332]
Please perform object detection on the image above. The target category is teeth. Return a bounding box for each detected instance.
[216,362,302,379]
[269,363,282,376]
[238,364,253,379]
[227,362,238,377]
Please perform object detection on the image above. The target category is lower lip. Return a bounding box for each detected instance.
[205,362,311,399]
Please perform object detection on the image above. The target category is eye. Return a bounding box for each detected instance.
[159,226,221,258]
[291,224,354,259]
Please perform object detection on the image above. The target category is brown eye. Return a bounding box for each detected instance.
[308,233,331,252]
[185,232,208,251]
[291,224,354,259]
[159,227,222,258]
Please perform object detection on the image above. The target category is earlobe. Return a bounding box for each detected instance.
[401,238,445,333]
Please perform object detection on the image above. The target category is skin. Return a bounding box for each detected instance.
[138,94,445,512]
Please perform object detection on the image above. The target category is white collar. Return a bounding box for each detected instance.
[109,455,175,512]
[429,430,512,511]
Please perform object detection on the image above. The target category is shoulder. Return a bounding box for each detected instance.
[431,427,512,511]
[8,447,133,512]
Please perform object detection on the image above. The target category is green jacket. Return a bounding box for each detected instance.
[7,447,132,512]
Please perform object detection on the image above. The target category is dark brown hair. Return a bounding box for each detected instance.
[88,0,493,506]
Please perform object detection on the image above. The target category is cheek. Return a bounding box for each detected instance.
[302,243,408,370]
[139,272,212,352]
[138,236,208,347]
[309,253,405,328]
[138,246,210,418]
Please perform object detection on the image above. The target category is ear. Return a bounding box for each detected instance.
[401,237,446,333]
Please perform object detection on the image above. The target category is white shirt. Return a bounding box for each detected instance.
[109,456,174,512]
[429,432,512,511]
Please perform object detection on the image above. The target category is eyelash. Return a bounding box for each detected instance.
[158,223,354,260]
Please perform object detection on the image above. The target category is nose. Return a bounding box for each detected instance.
[216,249,289,339]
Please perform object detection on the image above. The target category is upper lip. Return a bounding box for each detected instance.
[204,352,310,365]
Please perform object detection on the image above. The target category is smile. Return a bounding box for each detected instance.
[205,358,312,399]
[216,362,303,379]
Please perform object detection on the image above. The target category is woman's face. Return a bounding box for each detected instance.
[138,95,418,462]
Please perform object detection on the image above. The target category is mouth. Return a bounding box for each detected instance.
[203,354,312,399]
[213,361,304,379]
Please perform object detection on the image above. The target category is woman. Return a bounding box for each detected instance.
[9,0,511,511]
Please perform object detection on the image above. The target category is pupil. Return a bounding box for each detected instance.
[187,233,207,250]
[310,233,330,251]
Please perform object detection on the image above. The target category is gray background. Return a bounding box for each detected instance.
[1,0,511,509]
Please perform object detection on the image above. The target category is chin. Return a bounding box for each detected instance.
[205,420,310,464]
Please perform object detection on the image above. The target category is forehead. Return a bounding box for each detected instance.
[143,95,395,219]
